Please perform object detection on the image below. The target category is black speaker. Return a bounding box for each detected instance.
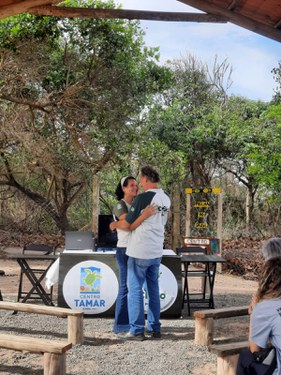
[97,214,118,248]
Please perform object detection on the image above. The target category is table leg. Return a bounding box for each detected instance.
[182,262,191,315]
[202,264,208,299]
[185,264,191,316]
[208,263,217,309]
[0,271,3,301]
[182,264,187,308]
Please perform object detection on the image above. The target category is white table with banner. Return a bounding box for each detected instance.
[46,249,182,318]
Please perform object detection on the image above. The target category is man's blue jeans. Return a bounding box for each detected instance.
[113,247,129,333]
[127,256,162,335]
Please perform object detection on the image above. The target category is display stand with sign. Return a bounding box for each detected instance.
[185,188,222,255]
[58,252,182,318]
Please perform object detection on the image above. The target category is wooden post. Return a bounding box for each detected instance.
[68,315,84,345]
[92,175,100,237]
[194,317,214,346]
[43,352,66,375]
[185,193,191,237]
[172,183,181,251]
[217,192,223,251]
[217,354,239,375]
[217,191,223,272]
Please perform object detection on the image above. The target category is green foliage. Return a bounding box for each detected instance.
[0,0,169,232]
[136,129,186,189]
[0,13,60,51]
[223,97,268,158]
[1,2,280,237]
[271,61,281,104]
[143,54,232,186]
[247,104,281,193]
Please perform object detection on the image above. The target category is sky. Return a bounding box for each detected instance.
[117,0,280,102]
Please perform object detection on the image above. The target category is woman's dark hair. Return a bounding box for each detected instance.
[256,256,281,302]
[115,176,136,200]
[261,237,281,261]
[140,166,160,183]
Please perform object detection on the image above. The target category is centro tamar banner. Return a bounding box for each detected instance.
[58,253,182,317]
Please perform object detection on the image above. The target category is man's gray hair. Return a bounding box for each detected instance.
[261,238,281,261]
[140,166,160,183]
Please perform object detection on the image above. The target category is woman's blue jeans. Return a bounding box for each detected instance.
[113,247,130,333]
[127,256,161,335]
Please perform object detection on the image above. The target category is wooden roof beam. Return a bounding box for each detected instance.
[274,20,281,29]
[178,0,281,42]
[227,1,242,12]
[28,5,228,23]
[0,0,60,19]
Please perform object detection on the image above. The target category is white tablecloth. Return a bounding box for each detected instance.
[45,249,95,289]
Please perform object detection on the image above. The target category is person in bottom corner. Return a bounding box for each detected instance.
[110,166,171,341]
[236,257,281,375]
[112,175,156,336]
[248,237,281,314]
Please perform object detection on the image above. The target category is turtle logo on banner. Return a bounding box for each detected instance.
[80,267,102,294]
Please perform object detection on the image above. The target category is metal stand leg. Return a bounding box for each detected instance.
[182,263,191,316]
[208,263,217,309]
[0,270,4,301]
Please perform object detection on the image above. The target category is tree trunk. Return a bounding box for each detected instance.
[246,185,256,234]
[92,175,100,237]
[172,183,181,250]
[245,188,250,234]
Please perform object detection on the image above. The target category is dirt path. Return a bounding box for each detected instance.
[0,247,258,298]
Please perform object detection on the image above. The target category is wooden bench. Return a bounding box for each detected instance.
[209,340,249,375]
[0,333,72,375]
[193,306,249,345]
[0,301,84,344]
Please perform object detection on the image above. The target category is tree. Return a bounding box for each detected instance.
[0,0,170,232]
[221,96,270,230]
[245,104,281,234]
[247,104,281,193]
[272,61,281,104]
[144,54,232,186]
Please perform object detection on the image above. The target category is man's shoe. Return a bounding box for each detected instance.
[123,332,146,341]
[146,331,161,339]
[115,332,129,339]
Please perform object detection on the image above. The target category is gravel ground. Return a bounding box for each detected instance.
[0,251,257,375]
[0,290,253,375]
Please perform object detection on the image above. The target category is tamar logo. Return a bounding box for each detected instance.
[80,267,102,294]
[63,260,119,314]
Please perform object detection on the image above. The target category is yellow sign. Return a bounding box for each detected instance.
[194,201,210,208]
[185,188,222,194]
[198,212,206,218]
[195,222,209,229]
